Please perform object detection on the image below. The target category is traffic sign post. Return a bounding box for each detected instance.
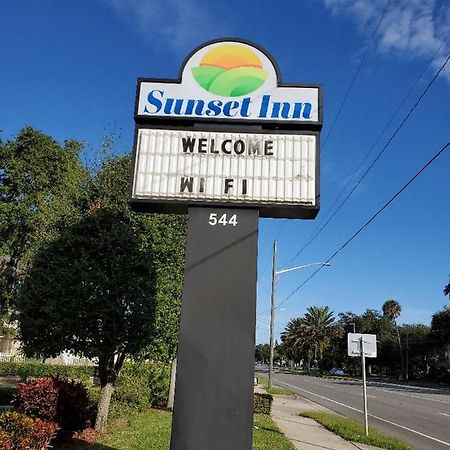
[348,333,377,436]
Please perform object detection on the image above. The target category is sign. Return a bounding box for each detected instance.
[136,39,322,126]
[348,333,377,358]
[131,128,318,218]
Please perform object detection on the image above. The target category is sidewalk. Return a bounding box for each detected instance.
[256,386,383,450]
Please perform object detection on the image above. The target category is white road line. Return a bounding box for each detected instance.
[372,387,450,404]
[274,378,450,448]
[441,413,450,418]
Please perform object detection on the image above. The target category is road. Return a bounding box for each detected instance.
[256,367,450,450]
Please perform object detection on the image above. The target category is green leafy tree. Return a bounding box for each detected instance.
[91,155,186,362]
[0,127,89,316]
[431,306,450,366]
[382,299,404,378]
[14,152,186,431]
[444,282,450,299]
[14,209,156,431]
[255,344,271,364]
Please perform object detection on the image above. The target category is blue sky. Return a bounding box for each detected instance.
[1,0,449,344]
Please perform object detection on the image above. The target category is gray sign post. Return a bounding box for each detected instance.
[170,207,258,450]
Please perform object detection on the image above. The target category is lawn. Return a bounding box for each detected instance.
[257,375,294,396]
[66,410,296,450]
[301,411,413,450]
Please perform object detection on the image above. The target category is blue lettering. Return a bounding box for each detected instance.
[223,101,240,117]
[206,100,223,116]
[240,97,252,117]
[258,95,271,118]
[145,90,164,113]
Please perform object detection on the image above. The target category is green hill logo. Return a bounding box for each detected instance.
[192,44,268,97]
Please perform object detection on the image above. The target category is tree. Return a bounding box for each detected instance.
[444,282,450,299]
[14,152,187,431]
[281,318,314,368]
[431,306,450,366]
[382,299,404,378]
[91,155,186,362]
[0,127,89,317]
[255,344,270,364]
[281,307,343,371]
[15,209,156,431]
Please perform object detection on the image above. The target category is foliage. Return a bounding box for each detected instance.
[13,377,58,420]
[92,155,186,363]
[253,393,273,414]
[444,282,450,299]
[0,361,95,382]
[301,411,413,450]
[0,411,59,450]
[431,306,450,346]
[280,306,343,370]
[14,207,158,432]
[0,386,17,405]
[255,343,271,363]
[112,361,170,412]
[0,127,89,317]
[13,376,93,434]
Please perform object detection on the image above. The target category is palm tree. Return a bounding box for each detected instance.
[302,306,343,370]
[281,307,343,371]
[382,299,404,378]
[281,318,314,369]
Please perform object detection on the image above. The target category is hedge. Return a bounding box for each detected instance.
[0,362,95,382]
[253,393,273,414]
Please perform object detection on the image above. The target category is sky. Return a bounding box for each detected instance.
[1,0,449,344]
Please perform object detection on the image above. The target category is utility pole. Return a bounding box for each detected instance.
[268,240,277,390]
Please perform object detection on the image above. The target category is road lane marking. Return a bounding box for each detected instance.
[372,387,450,404]
[274,377,450,448]
[441,413,450,417]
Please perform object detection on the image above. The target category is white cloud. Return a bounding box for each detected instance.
[103,0,229,54]
[323,0,450,81]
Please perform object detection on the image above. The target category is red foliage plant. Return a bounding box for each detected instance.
[13,376,93,435]
[0,411,59,450]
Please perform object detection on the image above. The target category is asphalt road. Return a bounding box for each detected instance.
[256,367,450,450]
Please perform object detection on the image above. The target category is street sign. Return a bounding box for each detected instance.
[348,333,377,358]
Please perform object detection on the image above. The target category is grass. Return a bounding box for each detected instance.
[64,410,296,450]
[257,375,294,396]
[301,411,413,450]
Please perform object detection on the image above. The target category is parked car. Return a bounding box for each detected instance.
[330,367,345,376]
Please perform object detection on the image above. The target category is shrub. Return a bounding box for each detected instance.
[13,376,93,434]
[0,386,17,405]
[112,361,171,413]
[13,377,58,420]
[253,393,273,414]
[0,361,95,382]
[0,411,59,450]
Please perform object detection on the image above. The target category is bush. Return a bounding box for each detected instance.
[13,376,93,434]
[253,393,273,414]
[13,377,58,420]
[0,361,95,382]
[0,386,17,405]
[0,411,59,450]
[112,361,170,413]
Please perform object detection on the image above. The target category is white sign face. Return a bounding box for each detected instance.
[348,333,377,358]
[132,128,317,208]
[136,41,321,124]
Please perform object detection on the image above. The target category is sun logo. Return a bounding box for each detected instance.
[192,44,268,97]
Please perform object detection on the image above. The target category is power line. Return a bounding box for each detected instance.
[272,0,393,243]
[281,52,450,269]
[276,139,450,311]
[321,0,392,154]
